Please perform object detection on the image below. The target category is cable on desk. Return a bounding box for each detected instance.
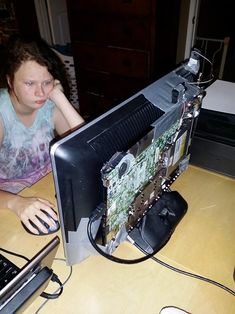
[0,247,30,262]
[35,258,73,314]
[40,272,63,299]
[87,207,160,264]
[149,254,235,297]
[88,207,235,296]
[88,205,235,296]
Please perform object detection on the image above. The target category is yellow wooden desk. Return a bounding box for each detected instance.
[0,165,234,314]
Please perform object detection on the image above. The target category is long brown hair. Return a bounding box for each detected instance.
[0,35,70,98]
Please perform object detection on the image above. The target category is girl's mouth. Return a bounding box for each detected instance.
[35,100,45,105]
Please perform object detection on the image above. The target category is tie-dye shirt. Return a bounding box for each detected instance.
[0,89,55,193]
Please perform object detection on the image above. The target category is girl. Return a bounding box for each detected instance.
[0,35,84,234]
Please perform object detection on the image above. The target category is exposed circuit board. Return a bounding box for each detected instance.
[101,119,189,242]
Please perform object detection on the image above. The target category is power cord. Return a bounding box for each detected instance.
[88,208,235,297]
[150,254,235,297]
[40,272,63,299]
[35,258,73,314]
[87,205,160,264]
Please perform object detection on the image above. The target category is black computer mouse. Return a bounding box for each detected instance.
[21,209,60,236]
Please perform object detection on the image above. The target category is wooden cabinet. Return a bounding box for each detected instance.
[66,0,180,119]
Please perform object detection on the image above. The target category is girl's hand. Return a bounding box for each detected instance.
[13,196,58,235]
[48,79,65,104]
[53,79,64,92]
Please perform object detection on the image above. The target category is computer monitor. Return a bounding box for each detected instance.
[50,56,205,265]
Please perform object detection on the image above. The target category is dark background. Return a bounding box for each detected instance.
[1,0,235,84]
[196,0,235,82]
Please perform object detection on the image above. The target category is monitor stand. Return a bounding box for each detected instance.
[128,191,188,254]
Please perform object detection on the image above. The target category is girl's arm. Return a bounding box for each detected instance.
[49,80,85,135]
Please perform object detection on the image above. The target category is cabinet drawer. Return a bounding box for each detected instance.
[73,43,150,78]
[67,0,153,16]
[79,91,115,118]
[69,14,151,50]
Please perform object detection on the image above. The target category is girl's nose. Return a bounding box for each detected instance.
[35,84,44,96]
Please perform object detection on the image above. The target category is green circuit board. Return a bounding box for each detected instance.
[101,120,181,242]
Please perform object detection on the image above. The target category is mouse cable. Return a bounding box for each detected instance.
[35,258,73,314]
[143,249,235,297]
[0,247,30,262]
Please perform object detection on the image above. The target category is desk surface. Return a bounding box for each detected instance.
[0,165,235,314]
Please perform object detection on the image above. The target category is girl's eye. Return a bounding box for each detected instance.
[43,80,53,86]
[25,81,33,86]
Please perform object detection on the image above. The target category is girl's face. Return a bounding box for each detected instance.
[8,60,54,113]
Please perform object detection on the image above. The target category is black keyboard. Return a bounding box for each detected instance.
[0,254,20,291]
